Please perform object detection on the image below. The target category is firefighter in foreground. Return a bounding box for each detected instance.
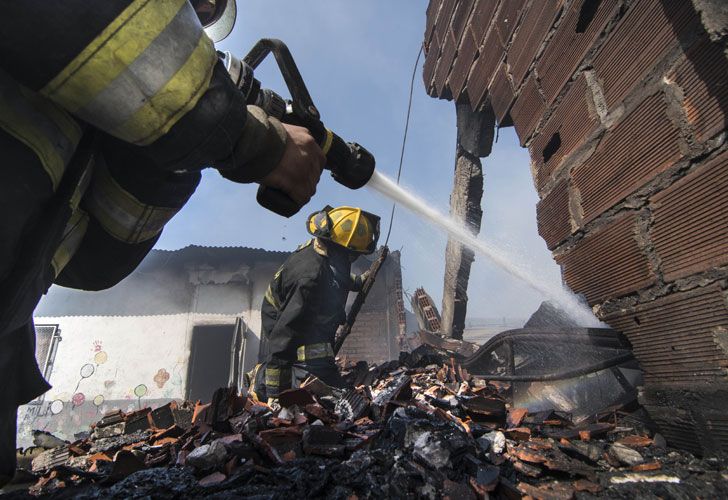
[0,1,326,484]
[251,206,380,403]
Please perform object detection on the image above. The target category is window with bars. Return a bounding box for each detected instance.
[34,324,61,380]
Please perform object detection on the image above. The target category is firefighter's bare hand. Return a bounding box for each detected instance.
[260,124,325,206]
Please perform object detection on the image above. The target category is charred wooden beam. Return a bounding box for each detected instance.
[441,100,495,339]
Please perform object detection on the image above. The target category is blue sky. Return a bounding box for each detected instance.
[155,0,562,320]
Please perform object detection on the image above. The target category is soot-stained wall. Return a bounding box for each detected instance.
[423,0,728,455]
[21,245,404,447]
[339,251,405,364]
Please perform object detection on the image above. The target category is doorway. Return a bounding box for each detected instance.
[186,324,235,402]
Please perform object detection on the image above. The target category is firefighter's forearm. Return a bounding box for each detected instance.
[216,106,288,183]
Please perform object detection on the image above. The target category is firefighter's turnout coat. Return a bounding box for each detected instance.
[255,239,365,399]
[0,1,288,406]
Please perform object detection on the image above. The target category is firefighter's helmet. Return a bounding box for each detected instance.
[307,206,380,254]
[191,0,237,42]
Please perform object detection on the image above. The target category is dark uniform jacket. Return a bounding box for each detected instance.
[0,1,288,406]
[256,239,364,398]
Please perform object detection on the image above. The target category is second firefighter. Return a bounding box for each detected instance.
[253,205,380,401]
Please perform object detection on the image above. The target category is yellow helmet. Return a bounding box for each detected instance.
[307,206,380,254]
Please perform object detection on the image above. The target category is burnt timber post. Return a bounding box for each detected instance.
[441,100,495,339]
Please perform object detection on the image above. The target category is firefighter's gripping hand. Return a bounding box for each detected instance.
[259,124,325,207]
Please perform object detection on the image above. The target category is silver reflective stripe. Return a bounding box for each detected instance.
[0,69,81,189]
[296,343,335,361]
[74,2,203,134]
[51,209,90,276]
[85,157,179,243]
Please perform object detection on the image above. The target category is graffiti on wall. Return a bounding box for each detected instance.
[154,368,170,388]
[16,338,182,448]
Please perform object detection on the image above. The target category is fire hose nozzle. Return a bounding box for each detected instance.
[330,142,375,190]
[222,41,376,217]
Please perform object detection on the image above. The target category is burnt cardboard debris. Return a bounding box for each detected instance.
[6,348,728,499]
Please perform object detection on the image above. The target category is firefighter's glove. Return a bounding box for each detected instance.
[220,106,324,207]
[351,270,370,291]
[258,122,324,207]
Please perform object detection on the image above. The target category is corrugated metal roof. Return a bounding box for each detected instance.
[35,245,289,318]
[139,245,288,272]
[35,312,242,319]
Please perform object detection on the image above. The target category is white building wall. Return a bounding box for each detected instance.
[18,286,270,448]
[38,315,194,404]
[16,248,287,448]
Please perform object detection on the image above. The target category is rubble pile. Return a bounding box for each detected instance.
[7,347,728,499]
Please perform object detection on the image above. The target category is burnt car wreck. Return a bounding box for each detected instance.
[457,327,641,422]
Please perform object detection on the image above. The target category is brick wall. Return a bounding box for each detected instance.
[423,0,728,455]
[338,251,402,364]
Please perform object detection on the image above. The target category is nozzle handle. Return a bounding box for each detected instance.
[240,39,375,217]
[255,127,375,218]
[256,185,302,218]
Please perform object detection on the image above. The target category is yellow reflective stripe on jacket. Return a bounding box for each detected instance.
[313,238,328,256]
[0,69,82,190]
[51,209,90,277]
[86,159,179,243]
[264,367,291,388]
[246,363,263,401]
[121,34,215,145]
[51,160,95,276]
[296,343,334,362]
[264,266,284,310]
[296,239,313,251]
[41,0,216,146]
[264,284,281,310]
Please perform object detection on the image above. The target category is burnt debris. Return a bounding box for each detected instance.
[5,346,728,499]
